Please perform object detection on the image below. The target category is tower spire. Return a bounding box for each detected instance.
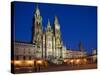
[33,4,42,44]
[35,4,40,16]
[79,41,84,52]
[47,19,50,27]
[54,16,60,30]
[54,16,59,25]
[46,19,51,30]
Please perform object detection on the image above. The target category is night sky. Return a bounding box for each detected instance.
[13,1,97,54]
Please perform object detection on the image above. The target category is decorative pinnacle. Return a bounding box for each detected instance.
[47,19,50,26]
[35,4,40,16]
[47,19,51,30]
[54,16,59,24]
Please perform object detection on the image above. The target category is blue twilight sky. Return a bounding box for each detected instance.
[13,1,97,54]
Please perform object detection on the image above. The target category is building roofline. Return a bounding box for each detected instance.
[12,40,32,44]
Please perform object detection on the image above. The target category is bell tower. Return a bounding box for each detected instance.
[79,41,84,52]
[32,5,43,58]
[45,19,53,59]
[54,16,62,58]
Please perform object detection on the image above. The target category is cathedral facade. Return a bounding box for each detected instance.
[32,6,62,60]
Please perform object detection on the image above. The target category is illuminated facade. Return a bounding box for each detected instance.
[32,6,62,60]
[13,5,86,64]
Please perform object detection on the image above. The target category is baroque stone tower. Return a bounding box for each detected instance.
[54,16,62,58]
[32,5,43,58]
[45,19,53,59]
[79,41,84,52]
[32,5,62,60]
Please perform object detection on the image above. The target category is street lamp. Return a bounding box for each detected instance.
[37,60,43,64]
[76,59,80,64]
[26,60,34,66]
[37,60,43,72]
[64,59,68,63]
[83,58,87,64]
[14,60,22,66]
[70,59,74,63]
